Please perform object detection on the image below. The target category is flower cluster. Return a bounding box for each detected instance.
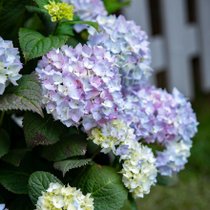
[36,0,198,199]
[0,36,22,95]
[89,120,136,154]
[156,139,192,176]
[36,182,94,210]
[88,15,152,91]
[123,86,198,145]
[121,86,198,176]
[44,0,74,22]
[36,44,123,130]
[0,204,8,210]
[121,143,157,198]
[89,120,157,198]
[62,0,107,32]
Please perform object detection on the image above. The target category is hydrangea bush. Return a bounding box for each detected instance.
[0,0,198,209]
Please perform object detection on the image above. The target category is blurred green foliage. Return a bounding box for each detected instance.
[103,0,131,14]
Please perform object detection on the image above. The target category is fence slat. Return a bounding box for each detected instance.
[150,36,166,71]
[124,0,209,98]
[197,0,210,92]
[124,0,151,34]
[162,0,194,98]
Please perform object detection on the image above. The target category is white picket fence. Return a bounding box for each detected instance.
[124,0,210,98]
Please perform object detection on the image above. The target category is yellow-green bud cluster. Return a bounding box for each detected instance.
[44,1,74,22]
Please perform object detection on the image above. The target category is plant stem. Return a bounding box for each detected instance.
[91,147,101,160]
[128,193,138,210]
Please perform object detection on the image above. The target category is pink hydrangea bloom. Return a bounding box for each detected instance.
[123,86,198,144]
[36,44,123,131]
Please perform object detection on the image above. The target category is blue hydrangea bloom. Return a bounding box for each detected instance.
[88,15,152,91]
[0,37,22,95]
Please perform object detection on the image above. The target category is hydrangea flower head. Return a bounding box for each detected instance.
[36,44,123,130]
[62,0,107,31]
[121,142,157,198]
[89,119,136,153]
[171,88,198,141]
[36,182,94,210]
[44,0,74,22]
[0,204,8,210]
[156,139,192,176]
[88,15,152,90]
[89,120,157,198]
[125,86,198,145]
[0,37,22,95]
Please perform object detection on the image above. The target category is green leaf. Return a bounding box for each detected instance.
[2,149,29,167]
[55,21,74,36]
[0,74,43,116]
[0,129,10,158]
[70,20,99,31]
[28,171,62,204]
[25,5,48,15]
[34,0,49,8]
[23,112,65,147]
[0,0,30,40]
[19,28,68,61]
[24,14,45,31]
[77,164,128,210]
[0,170,29,194]
[41,134,87,161]
[54,158,92,176]
[104,0,131,13]
[34,0,61,9]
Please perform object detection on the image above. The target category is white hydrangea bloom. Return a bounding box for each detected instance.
[121,142,157,198]
[36,182,94,210]
[89,120,136,153]
[0,36,22,95]
[89,120,157,198]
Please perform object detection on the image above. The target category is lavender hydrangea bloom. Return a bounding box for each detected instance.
[36,44,123,131]
[62,0,107,32]
[123,86,198,145]
[156,139,192,176]
[0,37,22,95]
[88,15,152,91]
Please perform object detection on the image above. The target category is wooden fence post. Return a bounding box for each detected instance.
[197,0,210,92]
